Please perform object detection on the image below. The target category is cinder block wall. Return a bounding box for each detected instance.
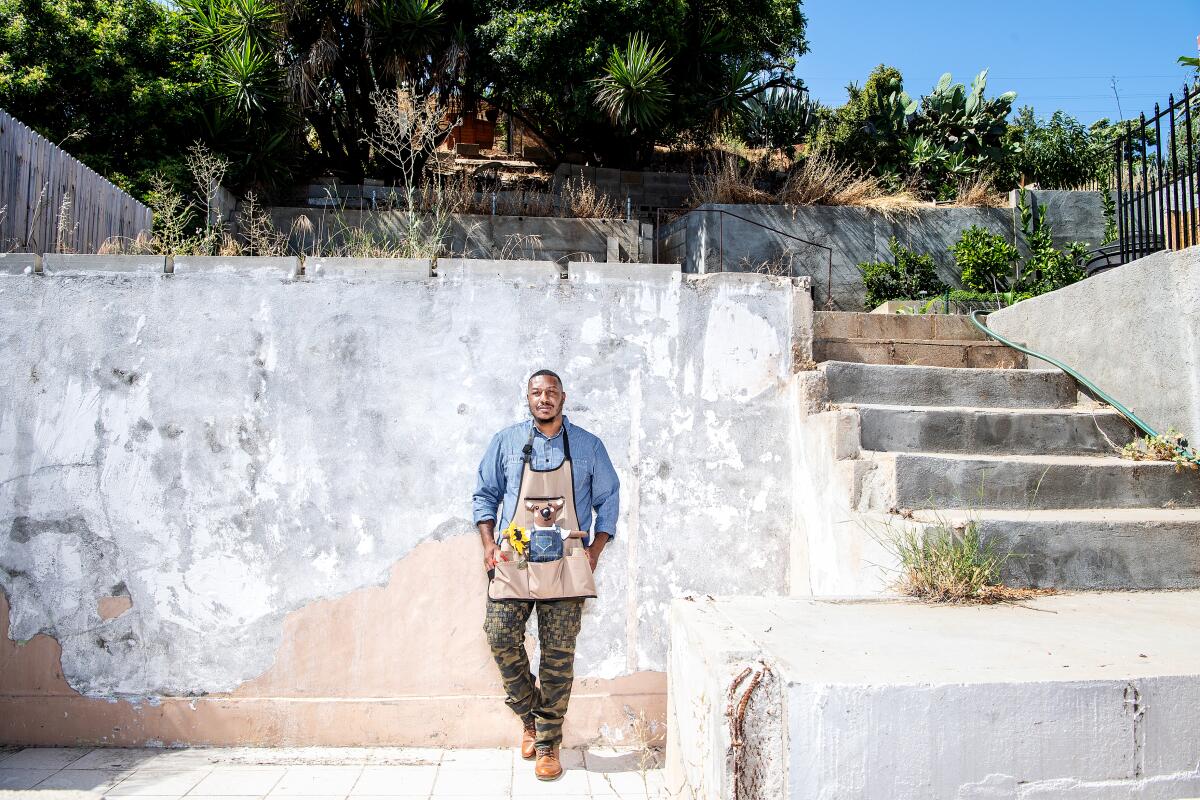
[0,258,812,747]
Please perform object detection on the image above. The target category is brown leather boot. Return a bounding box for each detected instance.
[520,723,537,760]
[534,745,563,781]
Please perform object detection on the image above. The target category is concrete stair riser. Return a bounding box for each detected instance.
[973,516,1200,590]
[822,361,1078,408]
[857,405,1136,456]
[814,311,990,341]
[815,338,1026,368]
[863,452,1200,511]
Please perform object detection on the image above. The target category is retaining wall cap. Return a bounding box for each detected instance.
[436,258,561,283]
[41,254,167,274]
[688,271,795,288]
[567,261,681,284]
[0,253,41,275]
[171,256,301,277]
[306,257,432,278]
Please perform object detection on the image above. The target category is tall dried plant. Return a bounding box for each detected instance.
[54,192,77,253]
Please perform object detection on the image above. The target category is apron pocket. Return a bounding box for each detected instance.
[562,551,597,599]
[489,557,530,600]
[526,559,565,599]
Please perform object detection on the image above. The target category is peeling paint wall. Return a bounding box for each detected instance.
[0,259,808,745]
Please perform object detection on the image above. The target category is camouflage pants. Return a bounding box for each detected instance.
[483,597,584,748]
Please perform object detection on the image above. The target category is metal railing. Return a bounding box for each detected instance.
[1115,83,1200,263]
[654,206,835,307]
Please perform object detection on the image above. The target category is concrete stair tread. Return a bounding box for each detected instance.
[847,402,1117,415]
[813,311,992,342]
[864,450,1152,466]
[817,336,1011,346]
[906,507,1200,523]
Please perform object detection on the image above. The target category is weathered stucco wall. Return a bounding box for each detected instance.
[990,246,1200,439]
[660,195,1106,310]
[0,257,809,746]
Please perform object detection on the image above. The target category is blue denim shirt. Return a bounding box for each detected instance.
[473,416,620,542]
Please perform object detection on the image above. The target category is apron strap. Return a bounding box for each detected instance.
[523,423,572,465]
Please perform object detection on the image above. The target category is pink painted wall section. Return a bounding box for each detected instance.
[0,535,665,747]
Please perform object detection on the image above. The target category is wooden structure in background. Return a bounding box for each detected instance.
[0,108,151,253]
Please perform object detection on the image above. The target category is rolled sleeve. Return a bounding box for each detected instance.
[472,432,506,526]
[590,439,620,538]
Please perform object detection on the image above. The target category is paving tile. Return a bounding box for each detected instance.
[105,768,211,796]
[430,768,510,797]
[438,751,510,771]
[70,749,167,772]
[189,766,287,795]
[358,750,443,768]
[0,768,59,789]
[1,747,94,769]
[270,765,364,795]
[350,765,437,796]
[507,750,583,771]
[34,768,126,791]
[512,763,590,795]
[187,796,270,800]
[0,747,22,765]
[587,768,664,797]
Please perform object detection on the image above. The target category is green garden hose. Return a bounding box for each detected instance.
[969,310,1199,466]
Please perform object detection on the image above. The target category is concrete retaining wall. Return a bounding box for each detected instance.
[660,192,1106,309]
[267,207,647,264]
[989,246,1200,439]
[0,257,811,747]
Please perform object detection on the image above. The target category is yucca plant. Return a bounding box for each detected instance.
[592,32,673,132]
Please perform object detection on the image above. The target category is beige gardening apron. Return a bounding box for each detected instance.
[488,427,598,601]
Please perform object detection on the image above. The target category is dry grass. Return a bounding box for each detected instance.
[952,174,1007,208]
[690,154,773,205]
[557,176,618,218]
[886,520,1046,604]
[779,151,924,219]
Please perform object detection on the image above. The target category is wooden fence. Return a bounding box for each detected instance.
[0,108,152,253]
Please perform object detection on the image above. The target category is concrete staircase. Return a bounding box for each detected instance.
[798,312,1200,592]
[669,309,1200,800]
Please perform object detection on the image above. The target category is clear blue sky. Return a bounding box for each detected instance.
[798,0,1200,125]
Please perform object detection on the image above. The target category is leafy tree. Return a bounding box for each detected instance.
[180,0,475,188]
[471,0,808,163]
[0,0,207,198]
[950,226,1019,293]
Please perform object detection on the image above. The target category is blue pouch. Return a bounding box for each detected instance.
[528,526,564,563]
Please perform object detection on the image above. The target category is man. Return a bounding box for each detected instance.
[473,369,620,781]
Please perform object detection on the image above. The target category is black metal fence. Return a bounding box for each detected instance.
[1115,83,1200,262]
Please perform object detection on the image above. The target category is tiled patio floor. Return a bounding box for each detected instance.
[0,747,666,800]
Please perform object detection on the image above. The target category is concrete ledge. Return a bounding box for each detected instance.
[0,253,40,275]
[668,593,1200,800]
[305,257,432,279]
[435,258,561,283]
[171,256,300,277]
[566,261,680,284]
[686,271,794,289]
[41,254,166,275]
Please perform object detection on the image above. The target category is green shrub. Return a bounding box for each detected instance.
[950,226,1019,293]
[859,237,949,310]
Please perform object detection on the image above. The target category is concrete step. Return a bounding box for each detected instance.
[861,451,1200,510]
[814,337,1026,368]
[822,361,1078,408]
[815,311,990,342]
[857,404,1135,456]
[668,593,1200,800]
[910,508,1200,590]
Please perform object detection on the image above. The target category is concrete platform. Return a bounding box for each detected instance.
[667,593,1200,800]
[814,311,989,342]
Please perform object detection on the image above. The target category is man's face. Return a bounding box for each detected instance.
[528,375,565,422]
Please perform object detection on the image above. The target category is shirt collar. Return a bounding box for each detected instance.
[529,415,569,441]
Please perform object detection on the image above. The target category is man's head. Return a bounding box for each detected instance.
[527,369,565,423]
